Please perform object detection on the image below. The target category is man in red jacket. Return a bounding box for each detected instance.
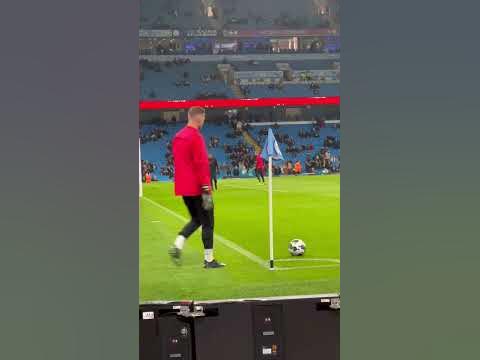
[169,106,225,269]
[255,151,265,184]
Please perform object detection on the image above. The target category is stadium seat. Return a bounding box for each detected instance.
[141,122,340,180]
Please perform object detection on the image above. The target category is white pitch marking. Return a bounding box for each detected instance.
[142,197,268,269]
[222,184,288,193]
[275,258,340,263]
[273,265,340,271]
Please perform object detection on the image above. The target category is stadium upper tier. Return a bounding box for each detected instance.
[140,36,340,56]
[140,0,211,30]
[231,59,336,71]
[219,0,334,29]
[141,61,234,100]
[140,57,340,100]
[244,84,339,98]
[140,0,338,31]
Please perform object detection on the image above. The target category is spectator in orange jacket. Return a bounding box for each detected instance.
[294,161,302,175]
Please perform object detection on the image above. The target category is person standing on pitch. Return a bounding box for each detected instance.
[208,153,219,191]
[169,106,225,269]
[255,151,265,184]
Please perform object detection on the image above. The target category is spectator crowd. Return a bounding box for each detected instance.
[141,119,339,181]
[140,128,168,144]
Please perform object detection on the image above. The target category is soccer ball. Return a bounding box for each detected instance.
[288,239,306,256]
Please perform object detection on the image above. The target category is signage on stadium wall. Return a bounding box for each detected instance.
[276,63,291,71]
[139,29,180,38]
[234,71,283,78]
[213,41,238,52]
[223,28,337,38]
[234,71,283,85]
[185,29,218,37]
[291,69,340,82]
[217,64,232,72]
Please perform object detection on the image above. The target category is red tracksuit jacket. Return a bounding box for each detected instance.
[172,125,211,196]
[256,153,265,169]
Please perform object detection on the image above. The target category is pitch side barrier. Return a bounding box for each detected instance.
[140,293,340,360]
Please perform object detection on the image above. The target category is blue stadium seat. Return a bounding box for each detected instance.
[141,122,340,180]
[141,62,234,100]
[245,84,339,98]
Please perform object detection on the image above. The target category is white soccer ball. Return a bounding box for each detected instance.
[288,239,306,256]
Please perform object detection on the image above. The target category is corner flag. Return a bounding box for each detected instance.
[261,128,284,270]
[261,128,284,161]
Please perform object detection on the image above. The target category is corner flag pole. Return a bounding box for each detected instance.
[262,128,283,271]
[268,155,274,270]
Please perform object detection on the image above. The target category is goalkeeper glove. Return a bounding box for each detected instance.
[201,185,213,211]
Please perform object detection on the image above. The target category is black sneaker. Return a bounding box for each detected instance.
[168,246,182,266]
[204,259,226,269]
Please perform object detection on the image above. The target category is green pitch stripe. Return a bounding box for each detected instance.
[142,196,268,268]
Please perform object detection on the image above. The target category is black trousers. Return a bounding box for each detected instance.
[255,168,265,182]
[210,175,218,190]
[179,196,214,249]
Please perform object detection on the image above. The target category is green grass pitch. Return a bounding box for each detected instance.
[140,175,340,301]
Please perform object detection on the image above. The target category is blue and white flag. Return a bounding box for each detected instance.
[261,128,284,160]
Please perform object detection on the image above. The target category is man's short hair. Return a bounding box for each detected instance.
[188,106,206,118]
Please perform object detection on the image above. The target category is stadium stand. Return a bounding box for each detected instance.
[140,0,338,31]
[230,59,336,71]
[140,0,212,30]
[140,59,235,100]
[140,56,340,100]
[140,120,255,181]
[249,123,340,168]
[140,116,340,181]
[138,1,341,171]
[139,0,340,55]
[219,0,333,29]
[243,84,339,98]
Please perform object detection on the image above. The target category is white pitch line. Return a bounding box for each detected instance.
[222,184,288,193]
[142,196,268,269]
[275,258,340,263]
[274,265,340,271]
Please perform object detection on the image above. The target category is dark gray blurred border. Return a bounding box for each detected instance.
[0,0,139,359]
[1,0,480,359]
[342,0,480,359]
